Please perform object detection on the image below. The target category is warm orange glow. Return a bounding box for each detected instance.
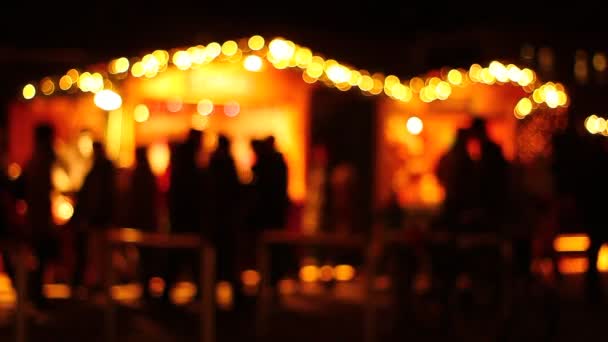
[585,115,599,134]
[172,50,192,70]
[553,234,590,252]
[148,277,165,297]
[306,57,325,79]
[94,89,122,111]
[52,195,74,226]
[147,142,170,176]
[59,75,73,90]
[515,97,533,117]
[22,84,35,99]
[78,131,94,158]
[278,279,298,295]
[406,116,423,135]
[241,269,260,287]
[0,273,16,306]
[7,163,21,180]
[166,98,183,112]
[43,284,71,299]
[295,47,313,68]
[197,99,214,116]
[597,244,608,272]
[216,281,233,309]
[111,283,142,302]
[206,42,222,59]
[319,265,334,282]
[334,264,355,282]
[131,61,145,77]
[435,81,452,100]
[221,40,238,57]
[558,257,588,274]
[191,113,209,131]
[299,265,319,283]
[420,173,444,205]
[268,38,295,61]
[519,68,535,86]
[111,57,130,74]
[133,104,150,123]
[243,55,263,72]
[52,166,72,192]
[41,77,55,95]
[106,109,123,162]
[447,69,463,85]
[67,68,79,83]
[223,100,240,117]
[116,228,142,243]
[593,53,607,72]
[248,35,265,51]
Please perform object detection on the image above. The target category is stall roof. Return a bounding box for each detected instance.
[17,35,568,118]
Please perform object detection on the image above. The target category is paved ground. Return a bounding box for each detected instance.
[0,273,607,342]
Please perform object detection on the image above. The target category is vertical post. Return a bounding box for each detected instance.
[201,242,215,342]
[363,240,378,342]
[15,243,26,342]
[104,237,115,342]
[255,237,270,337]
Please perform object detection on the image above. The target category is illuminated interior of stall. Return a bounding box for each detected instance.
[11,35,396,207]
[11,38,570,215]
[121,62,310,201]
[375,67,568,210]
[8,95,106,192]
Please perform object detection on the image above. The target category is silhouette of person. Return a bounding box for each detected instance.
[263,136,289,229]
[165,129,207,304]
[469,117,509,231]
[577,137,608,303]
[435,128,475,232]
[71,141,116,294]
[0,167,16,284]
[466,117,509,308]
[22,123,59,308]
[250,135,291,289]
[128,147,158,232]
[168,129,204,234]
[128,146,161,302]
[551,121,586,282]
[208,134,241,302]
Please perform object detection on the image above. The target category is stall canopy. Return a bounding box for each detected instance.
[375,61,569,210]
[10,35,394,203]
[9,36,568,209]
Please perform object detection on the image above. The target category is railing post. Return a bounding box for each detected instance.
[15,243,26,342]
[201,243,215,342]
[364,238,379,342]
[104,236,115,342]
[255,237,271,337]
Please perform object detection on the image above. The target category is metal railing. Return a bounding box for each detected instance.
[103,228,216,342]
[0,240,27,342]
[254,230,376,341]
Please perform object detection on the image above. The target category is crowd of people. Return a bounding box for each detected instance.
[0,114,607,325]
[0,124,290,313]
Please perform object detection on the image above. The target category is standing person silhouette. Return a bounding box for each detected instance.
[165,129,207,304]
[208,134,242,306]
[128,146,160,303]
[22,123,60,309]
[71,141,116,297]
[249,136,291,299]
